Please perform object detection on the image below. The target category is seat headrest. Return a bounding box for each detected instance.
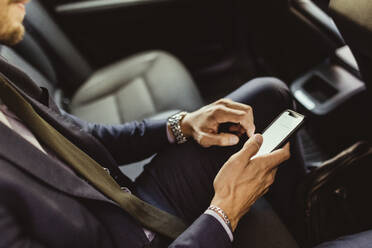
[23,0,93,89]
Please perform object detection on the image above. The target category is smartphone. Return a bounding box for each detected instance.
[252,110,305,159]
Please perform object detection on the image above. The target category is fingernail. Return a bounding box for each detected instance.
[253,134,263,145]
[229,136,239,145]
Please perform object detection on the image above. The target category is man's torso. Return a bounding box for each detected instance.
[0,58,155,248]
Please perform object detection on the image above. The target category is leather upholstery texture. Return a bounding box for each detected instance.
[0,46,55,94]
[70,51,204,124]
[25,0,92,85]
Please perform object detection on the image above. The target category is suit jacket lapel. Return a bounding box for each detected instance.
[0,59,121,174]
[0,58,153,243]
[27,86,134,188]
[0,56,105,157]
[0,57,132,202]
[0,121,118,205]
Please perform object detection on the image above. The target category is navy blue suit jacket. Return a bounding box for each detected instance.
[0,57,232,247]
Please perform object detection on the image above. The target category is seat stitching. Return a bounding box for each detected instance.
[142,55,159,113]
[114,92,125,123]
[74,55,159,121]
[72,79,131,107]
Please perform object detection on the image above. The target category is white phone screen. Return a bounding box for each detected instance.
[252,110,304,159]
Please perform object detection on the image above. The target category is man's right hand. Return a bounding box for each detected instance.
[210,134,291,231]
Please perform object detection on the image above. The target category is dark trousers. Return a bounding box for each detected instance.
[135,78,306,247]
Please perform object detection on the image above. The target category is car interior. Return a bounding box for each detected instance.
[0,0,371,244]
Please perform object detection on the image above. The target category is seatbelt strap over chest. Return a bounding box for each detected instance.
[0,74,187,239]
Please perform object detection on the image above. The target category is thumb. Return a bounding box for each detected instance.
[199,132,240,147]
[236,134,263,162]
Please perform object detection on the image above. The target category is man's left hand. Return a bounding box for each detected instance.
[181,99,255,147]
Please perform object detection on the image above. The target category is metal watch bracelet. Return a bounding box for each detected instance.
[167,111,188,144]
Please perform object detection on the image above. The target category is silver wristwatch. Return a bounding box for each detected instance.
[167,111,188,144]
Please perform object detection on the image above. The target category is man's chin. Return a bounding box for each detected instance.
[0,24,24,46]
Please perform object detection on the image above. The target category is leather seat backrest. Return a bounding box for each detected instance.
[14,0,93,93]
[13,32,58,86]
[330,0,372,96]
[0,45,56,94]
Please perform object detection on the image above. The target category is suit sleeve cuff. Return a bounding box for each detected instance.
[204,210,234,242]
[166,123,176,144]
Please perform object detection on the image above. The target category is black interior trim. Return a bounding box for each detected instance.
[289,0,345,48]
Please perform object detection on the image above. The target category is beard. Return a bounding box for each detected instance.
[0,0,26,46]
[9,0,25,3]
[0,23,24,45]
